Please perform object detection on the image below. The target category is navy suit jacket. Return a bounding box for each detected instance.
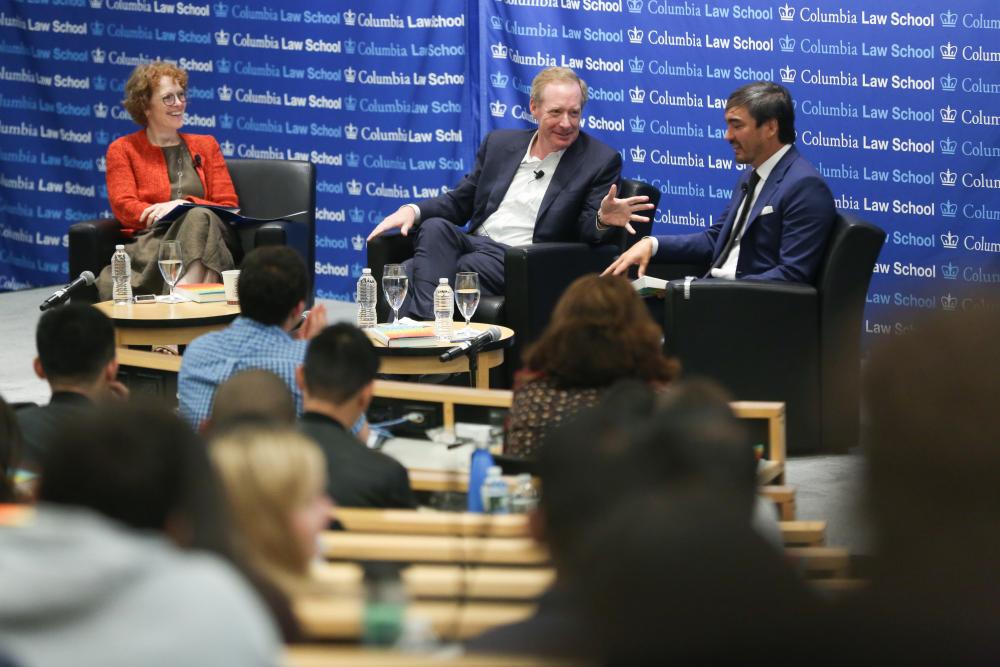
[416,129,622,246]
[654,145,836,284]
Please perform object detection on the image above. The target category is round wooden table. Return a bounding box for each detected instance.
[370,323,514,389]
[94,300,240,346]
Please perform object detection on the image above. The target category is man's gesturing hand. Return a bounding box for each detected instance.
[601,236,655,278]
[366,205,417,242]
[598,184,656,235]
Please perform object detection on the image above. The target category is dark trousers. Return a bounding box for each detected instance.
[401,218,507,320]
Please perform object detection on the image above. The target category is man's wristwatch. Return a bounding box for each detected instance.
[596,208,609,230]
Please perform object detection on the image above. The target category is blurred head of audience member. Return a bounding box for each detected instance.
[33,304,121,400]
[523,274,678,388]
[0,395,22,502]
[298,323,379,427]
[210,425,332,596]
[237,246,309,330]
[206,369,296,435]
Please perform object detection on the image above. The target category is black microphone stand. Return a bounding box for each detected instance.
[465,347,480,388]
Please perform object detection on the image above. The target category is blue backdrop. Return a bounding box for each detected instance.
[1,0,997,340]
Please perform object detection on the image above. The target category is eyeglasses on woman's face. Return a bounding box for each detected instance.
[161,91,187,107]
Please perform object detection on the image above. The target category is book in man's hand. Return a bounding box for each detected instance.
[365,323,441,348]
[172,283,226,303]
[155,202,308,227]
[631,275,668,297]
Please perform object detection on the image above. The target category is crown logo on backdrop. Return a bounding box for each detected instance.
[219,113,233,129]
[96,156,106,172]
[940,294,958,311]
[217,85,232,101]
[780,66,796,83]
[490,71,509,88]
[220,140,235,156]
[490,16,502,29]
[344,96,357,111]
[93,102,107,118]
[940,74,957,91]
[779,35,795,52]
[630,116,646,133]
[491,43,508,59]
[213,2,229,17]
[89,0,102,8]
[347,179,363,196]
[627,27,643,44]
[216,58,231,73]
[351,235,365,252]
[940,11,958,27]
[940,169,957,186]
[91,48,105,64]
[344,67,357,83]
[344,123,358,140]
[95,130,109,144]
[346,152,360,168]
[940,231,958,248]
[779,3,795,21]
[629,86,646,103]
[93,75,107,91]
[490,100,507,117]
[939,106,957,123]
[90,21,104,36]
[349,207,364,223]
[344,39,356,54]
[351,263,364,279]
[939,137,957,155]
[941,200,957,217]
[629,57,644,73]
[343,10,356,26]
[630,146,647,163]
[939,42,957,59]
[942,263,959,280]
[214,29,230,46]
[627,0,642,12]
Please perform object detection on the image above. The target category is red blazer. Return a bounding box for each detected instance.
[105,130,238,236]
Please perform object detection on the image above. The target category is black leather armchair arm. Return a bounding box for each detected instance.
[68,217,126,302]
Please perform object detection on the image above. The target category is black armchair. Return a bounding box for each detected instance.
[68,158,316,302]
[652,213,885,454]
[366,179,661,386]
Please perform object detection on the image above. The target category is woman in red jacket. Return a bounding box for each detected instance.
[96,61,240,300]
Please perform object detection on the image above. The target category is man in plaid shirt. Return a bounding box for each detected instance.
[179,246,327,429]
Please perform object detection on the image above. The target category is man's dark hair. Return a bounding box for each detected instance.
[302,323,379,404]
[237,246,308,326]
[36,304,115,384]
[726,81,796,145]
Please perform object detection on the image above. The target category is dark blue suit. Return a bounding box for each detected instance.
[404,129,621,318]
[654,145,835,284]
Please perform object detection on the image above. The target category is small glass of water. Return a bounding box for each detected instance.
[454,272,480,337]
[382,264,408,324]
[157,240,184,303]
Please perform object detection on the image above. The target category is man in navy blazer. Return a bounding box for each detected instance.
[604,82,836,285]
[368,67,654,319]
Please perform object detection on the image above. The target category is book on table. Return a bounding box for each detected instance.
[631,275,668,297]
[173,283,226,303]
[365,323,440,348]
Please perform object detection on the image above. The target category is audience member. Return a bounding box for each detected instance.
[16,304,127,468]
[210,425,333,598]
[0,403,284,666]
[0,395,22,503]
[178,245,327,428]
[505,273,679,457]
[297,324,416,508]
[205,368,296,435]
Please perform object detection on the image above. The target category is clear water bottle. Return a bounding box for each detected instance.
[510,474,539,514]
[356,268,377,329]
[361,562,407,647]
[111,244,132,305]
[467,441,494,513]
[433,278,454,341]
[481,466,510,515]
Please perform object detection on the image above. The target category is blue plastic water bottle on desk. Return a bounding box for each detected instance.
[467,441,494,513]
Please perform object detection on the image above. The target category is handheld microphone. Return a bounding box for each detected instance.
[439,326,502,362]
[533,169,544,180]
[39,271,95,311]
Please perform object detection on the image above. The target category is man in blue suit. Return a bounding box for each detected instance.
[367,67,654,319]
[604,82,836,284]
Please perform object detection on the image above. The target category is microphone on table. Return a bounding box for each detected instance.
[39,271,96,311]
[533,169,544,180]
[439,326,502,362]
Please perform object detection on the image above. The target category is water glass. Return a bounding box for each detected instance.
[382,264,408,324]
[454,272,480,337]
[157,240,184,303]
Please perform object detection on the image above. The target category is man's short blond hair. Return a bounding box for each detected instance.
[530,67,588,109]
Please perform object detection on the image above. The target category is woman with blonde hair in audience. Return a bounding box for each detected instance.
[210,425,333,597]
[505,273,680,457]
